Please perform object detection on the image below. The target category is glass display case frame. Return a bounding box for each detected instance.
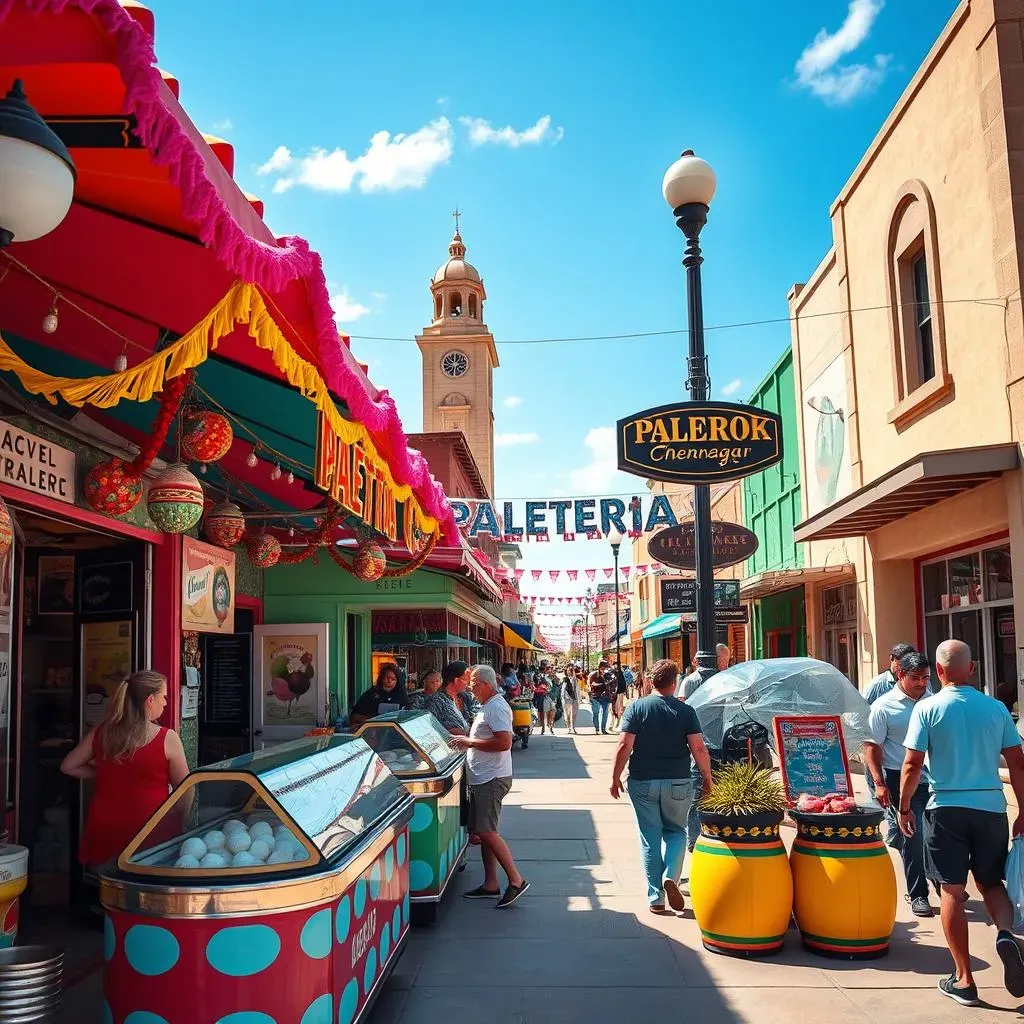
[355,710,461,786]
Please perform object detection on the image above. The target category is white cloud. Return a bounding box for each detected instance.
[370,291,388,302]
[330,288,371,324]
[460,114,564,148]
[258,118,453,194]
[795,0,890,105]
[568,426,618,493]
[502,396,523,408]
[211,118,233,135]
[495,432,540,447]
[721,378,743,397]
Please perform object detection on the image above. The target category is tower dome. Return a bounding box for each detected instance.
[432,229,482,284]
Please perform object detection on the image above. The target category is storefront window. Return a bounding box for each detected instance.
[921,541,1014,713]
[821,583,858,689]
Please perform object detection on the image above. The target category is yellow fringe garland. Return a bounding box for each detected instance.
[0,281,439,537]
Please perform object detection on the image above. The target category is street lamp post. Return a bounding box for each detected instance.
[583,586,595,672]
[662,150,718,683]
[608,529,624,673]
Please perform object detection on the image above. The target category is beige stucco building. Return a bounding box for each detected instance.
[791,0,1024,712]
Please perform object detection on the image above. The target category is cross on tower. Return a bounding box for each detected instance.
[452,207,461,234]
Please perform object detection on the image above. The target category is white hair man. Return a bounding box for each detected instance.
[448,664,530,909]
[901,639,1024,1006]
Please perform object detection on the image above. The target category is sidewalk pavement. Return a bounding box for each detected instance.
[59,713,1024,1022]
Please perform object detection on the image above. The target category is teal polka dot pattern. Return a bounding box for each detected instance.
[214,1015,277,1024]
[439,851,448,881]
[206,925,280,977]
[362,947,377,994]
[124,925,179,977]
[338,978,359,1024]
[102,1002,113,1024]
[299,994,333,1024]
[124,1014,170,1024]
[369,862,381,901]
[379,921,391,964]
[409,802,433,833]
[402,892,410,926]
[335,895,351,944]
[354,879,367,918]
[300,909,332,960]
[384,847,394,882]
[104,916,116,961]
[409,859,433,891]
[396,833,407,866]
[392,905,401,939]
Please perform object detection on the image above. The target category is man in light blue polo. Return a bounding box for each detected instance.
[901,639,1024,1007]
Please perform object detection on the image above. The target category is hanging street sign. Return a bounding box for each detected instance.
[647,521,759,570]
[660,578,740,614]
[679,607,749,627]
[616,401,783,485]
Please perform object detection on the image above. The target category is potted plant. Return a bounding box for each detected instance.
[689,762,793,958]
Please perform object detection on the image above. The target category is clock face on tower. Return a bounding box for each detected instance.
[441,351,470,378]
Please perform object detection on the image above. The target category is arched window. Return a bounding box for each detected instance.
[884,180,952,428]
[468,294,478,319]
[449,291,462,317]
[434,294,442,320]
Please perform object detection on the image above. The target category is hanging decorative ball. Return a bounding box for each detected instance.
[146,463,204,534]
[114,350,128,373]
[352,538,387,582]
[41,297,59,335]
[270,463,282,482]
[205,500,246,549]
[246,450,258,468]
[0,498,12,557]
[84,457,143,517]
[246,533,281,569]
[180,408,233,465]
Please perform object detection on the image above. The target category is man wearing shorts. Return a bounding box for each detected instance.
[449,664,530,909]
[901,639,1024,1006]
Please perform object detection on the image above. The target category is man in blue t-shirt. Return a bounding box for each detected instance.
[901,639,1024,1007]
[610,658,713,916]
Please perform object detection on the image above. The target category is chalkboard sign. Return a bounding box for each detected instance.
[202,633,252,727]
[772,715,852,801]
[76,561,134,615]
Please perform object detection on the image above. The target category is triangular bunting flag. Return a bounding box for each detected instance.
[531,569,542,581]
[637,564,648,575]
[567,570,578,581]
[585,569,596,581]
[603,568,614,579]
[514,569,524,580]
[548,570,560,582]
[621,567,631,579]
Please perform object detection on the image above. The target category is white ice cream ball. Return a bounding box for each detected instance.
[291,848,308,862]
[231,851,259,867]
[180,837,207,861]
[273,827,295,844]
[272,840,298,860]
[200,852,228,868]
[203,830,226,851]
[222,819,247,835]
[174,855,200,869]
[246,813,271,827]
[250,821,273,840]
[225,830,252,854]
[249,838,271,862]
[267,848,293,865]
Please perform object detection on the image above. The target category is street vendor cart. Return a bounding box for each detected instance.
[356,710,468,923]
[100,735,413,1024]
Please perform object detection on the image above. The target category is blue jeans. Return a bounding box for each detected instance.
[591,699,610,733]
[686,772,702,852]
[627,777,693,905]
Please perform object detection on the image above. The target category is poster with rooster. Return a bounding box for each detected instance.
[254,624,328,737]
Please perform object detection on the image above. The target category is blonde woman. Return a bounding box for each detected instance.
[62,671,188,869]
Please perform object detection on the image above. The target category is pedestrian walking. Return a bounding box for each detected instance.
[610,660,628,730]
[863,651,935,917]
[865,643,917,704]
[588,660,614,734]
[532,673,552,735]
[609,659,714,914]
[546,670,562,733]
[900,639,1024,1006]
[450,665,530,909]
[562,670,580,733]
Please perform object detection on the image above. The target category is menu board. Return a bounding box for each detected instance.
[202,634,252,727]
[772,715,852,801]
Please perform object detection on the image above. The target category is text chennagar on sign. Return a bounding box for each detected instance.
[0,420,75,504]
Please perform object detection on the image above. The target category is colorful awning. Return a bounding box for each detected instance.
[642,614,682,641]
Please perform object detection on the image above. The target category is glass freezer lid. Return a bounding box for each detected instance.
[357,710,459,776]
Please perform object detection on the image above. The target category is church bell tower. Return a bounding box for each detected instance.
[416,213,499,496]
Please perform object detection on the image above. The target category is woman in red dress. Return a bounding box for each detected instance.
[62,670,189,867]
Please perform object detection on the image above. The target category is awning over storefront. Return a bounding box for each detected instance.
[501,624,541,652]
[794,445,1019,543]
[372,633,480,649]
[740,565,855,601]
[642,614,681,641]
[503,621,535,645]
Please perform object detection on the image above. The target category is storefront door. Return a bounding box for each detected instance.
[821,583,858,688]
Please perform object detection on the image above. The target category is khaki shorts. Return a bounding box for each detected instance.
[468,776,512,834]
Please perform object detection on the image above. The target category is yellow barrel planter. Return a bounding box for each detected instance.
[791,808,897,959]
[690,810,793,957]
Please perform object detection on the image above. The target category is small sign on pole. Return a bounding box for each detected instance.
[772,715,852,801]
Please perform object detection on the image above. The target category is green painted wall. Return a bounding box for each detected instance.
[751,587,808,659]
[742,348,804,575]
[263,561,455,711]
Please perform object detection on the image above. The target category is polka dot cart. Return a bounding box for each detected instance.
[356,711,468,925]
[99,735,414,1024]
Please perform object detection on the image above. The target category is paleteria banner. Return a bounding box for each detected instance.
[182,538,235,634]
[616,401,783,484]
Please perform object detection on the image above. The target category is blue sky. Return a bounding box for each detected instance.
[148,0,957,623]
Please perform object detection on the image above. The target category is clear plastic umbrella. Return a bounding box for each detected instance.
[683,657,872,755]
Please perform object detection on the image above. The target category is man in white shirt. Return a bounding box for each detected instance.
[449,664,530,909]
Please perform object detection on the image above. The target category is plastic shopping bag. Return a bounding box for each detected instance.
[1007,836,1024,934]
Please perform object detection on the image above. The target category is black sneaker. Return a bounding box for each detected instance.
[938,974,979,1006]
[663,879,686,913]
[463,885,501,900]
[996,930,1024,997]
[496,879,531,909]
[910,897,934,918]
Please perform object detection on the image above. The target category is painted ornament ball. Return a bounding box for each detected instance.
[246,533,281,569]
[180,408,233,465]
[205,500,246,549]
[0,498,11,557]
[353,538,386,582]
[147,463,204,534]
[84,457,143,517]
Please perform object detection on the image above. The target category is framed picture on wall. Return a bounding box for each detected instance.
[253,623,329,741]
[37,555,75,614]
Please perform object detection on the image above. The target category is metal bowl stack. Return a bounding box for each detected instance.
[0,946,63,1023]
